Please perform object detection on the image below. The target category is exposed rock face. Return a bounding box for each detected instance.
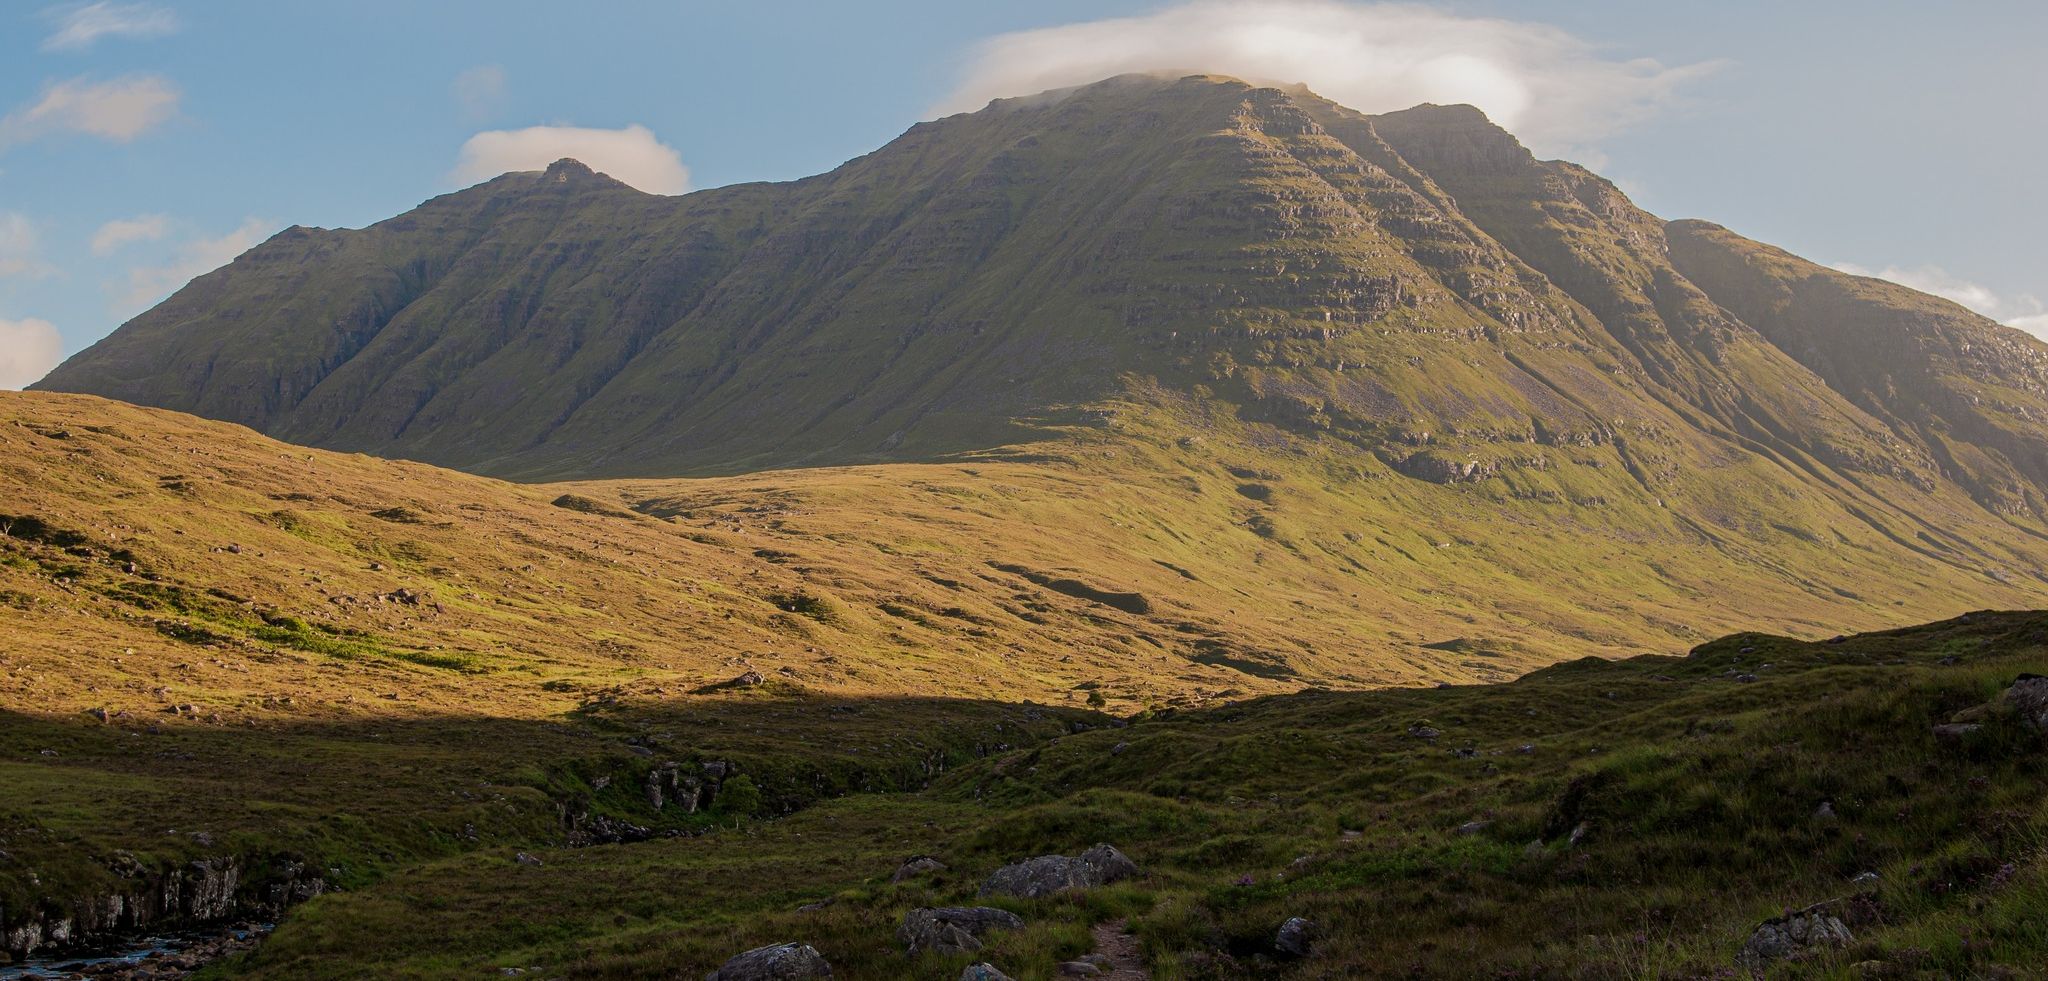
[1735,902,1854,971]
[980,844,1140,899]
[0,854,324,961]
[705,941,833,980]
[897,906,1025,956]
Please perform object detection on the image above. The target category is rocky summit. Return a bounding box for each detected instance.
[6,72,2048,979]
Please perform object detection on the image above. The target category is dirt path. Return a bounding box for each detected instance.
[1084,918,1150,979]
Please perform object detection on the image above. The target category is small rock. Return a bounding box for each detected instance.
[1736,902,1853,970]
[1814,801,1837,822]
[705,942,832,981]
[1057,962,1102,977]
[1850,871,1880,887]
[1110,741,1129,756]
[1406,723,1441,742]
[1932,722,1983,743]
[891,856,947,883]
[1275,916,1318,957]
[514,852,543,867]
[898,907,1023,956]
[960,965,1014,981]
[1456,820,1491,835]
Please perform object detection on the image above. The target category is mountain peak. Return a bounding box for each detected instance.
[542,157,594,180]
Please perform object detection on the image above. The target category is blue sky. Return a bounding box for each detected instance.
[2,0,2043,387]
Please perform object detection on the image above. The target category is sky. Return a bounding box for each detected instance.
[2,0,2043,388]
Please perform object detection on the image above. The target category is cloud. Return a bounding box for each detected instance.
[90,213,169,255]
[453,65,507,118]
[0,213,57,280]
[116,218,274,314]
[0,318,64,390]
[0,74,181,148]
[40,2,179,50]
[451,124,690,194]
[940,0,1719,159]
[1832,261,2048,340]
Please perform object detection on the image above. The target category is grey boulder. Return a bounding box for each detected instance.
[1735,903,1853,971]
[898,906,1024,956]
[706,942,832,980]
[981,843,1139,899]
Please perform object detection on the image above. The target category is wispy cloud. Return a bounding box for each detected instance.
[115,217,274,314]
[940,0,1720,160]
[90,213,169,255]
[1832,261,2048,340]
[0,74,181,148]
[453,65,507,119]
[0,317,64,390]
[40,2,179,51]
[0,213,58,280]
[451,124,690,194]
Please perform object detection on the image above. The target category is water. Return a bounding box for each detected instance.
[0,925,265,980]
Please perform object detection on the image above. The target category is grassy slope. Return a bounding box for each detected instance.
[228,612,2048,979]
[5,392,2048,974]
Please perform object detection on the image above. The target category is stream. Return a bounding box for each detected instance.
[0,923,269,980]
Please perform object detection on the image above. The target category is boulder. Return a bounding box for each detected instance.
[898,906,1024,955]
[890,856,947,883]
[1275,916,1318,957]
[1736,902,1853,971]
[981,844,1139,898]
[2003,674,2048,731]
[706,942,832,980]
[1080,844,1139,882]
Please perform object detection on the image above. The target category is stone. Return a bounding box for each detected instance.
[1932,723,1982,743]
[981,843,1139,899]
[1736,902,1853,971]
[960,965,1015,981]
[890,856,947,883]
[705,942,832,980]
[1275,916,1319,957]
[1456,820,1491,835]
[2003,674,2048,731]
[898,906,1024,956]
[514,852,543,867]
[1057,962,1102,977]
[1080,843,1139,883]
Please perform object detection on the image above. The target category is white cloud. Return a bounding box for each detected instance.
[451,124,690,194]
[116,218,274,314]
[40,2,179,50]
[0,318,64,390]
[453,65,507,118]
[939,0,1720,159]
[0,213,57,280]
[90,213,168,255]
[1832,261,2048,340]
[0,74,181,148]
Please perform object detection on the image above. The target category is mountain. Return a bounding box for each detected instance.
[38,74,2048,498]
[12,72,2048,977]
